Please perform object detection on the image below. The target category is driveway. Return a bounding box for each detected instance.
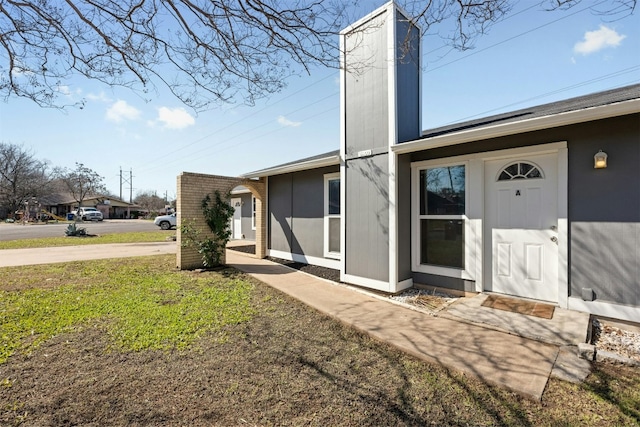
[0,242,176,267]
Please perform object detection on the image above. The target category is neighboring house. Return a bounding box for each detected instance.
[180,2,640,323]
[39,194,137,219]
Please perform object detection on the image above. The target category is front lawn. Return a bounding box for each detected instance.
[1,255,639,426]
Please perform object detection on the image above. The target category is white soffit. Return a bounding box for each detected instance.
[393,98,640,155]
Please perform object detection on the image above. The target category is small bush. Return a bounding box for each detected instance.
[65,223,87,237]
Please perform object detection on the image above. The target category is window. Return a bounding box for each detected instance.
[251,195,256,230]
[418,164,466,269]
[497,162,543,181]
[324,173,341,259]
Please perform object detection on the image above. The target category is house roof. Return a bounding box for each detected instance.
[241,149,340,178]
[394,83,640,154]
[241,84,640,177]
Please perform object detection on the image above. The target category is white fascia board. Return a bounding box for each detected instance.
[392,98,640,155]
[240,154,340,179]
[339,1,391,35]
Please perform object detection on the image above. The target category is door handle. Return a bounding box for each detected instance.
[550,236,558,243]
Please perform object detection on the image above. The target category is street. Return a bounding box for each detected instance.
[0,219,161,241]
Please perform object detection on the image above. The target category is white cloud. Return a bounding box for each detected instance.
[277,115,302,127]
[56,85,72,96]
[87,91,112,103]
[106,100,142,123]
[154,106,195,129]
[574,25,626,55]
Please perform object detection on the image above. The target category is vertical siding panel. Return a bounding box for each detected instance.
[345,155,390,281]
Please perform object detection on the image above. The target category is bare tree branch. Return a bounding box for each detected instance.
[0,0,635,111]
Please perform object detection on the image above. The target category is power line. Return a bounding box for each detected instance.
[440,68,640,125]
[424,0,608,74]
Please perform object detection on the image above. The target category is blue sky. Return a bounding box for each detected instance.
[1,1,638,201]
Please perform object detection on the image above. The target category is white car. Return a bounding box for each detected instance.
[154,213,177,230]
[71,207,103,221]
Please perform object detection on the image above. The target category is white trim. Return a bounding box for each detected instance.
[393,99,640,155]
[411,160,473,280]
[230,187,251,195]
[410,142,568,303]
[339,1,390,35]
[387,8,399,292]
[342,273,391,292]
[324,172,341,260]
[397,277,414,292]
[569,298,640,324]
[557,147,569,309]
[339,26,347,284]
[267,249,341,270]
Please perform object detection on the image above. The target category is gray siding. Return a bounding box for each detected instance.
[571,222,640,305]
[268,175,292,253]
[413,272,476,293]
[397,154,412,281]
[345,154,389,281]
[239,192,255,240]
[395,14,421,144]
[268,166,339,260]
[344,11,389,155]
[290,168,326,256]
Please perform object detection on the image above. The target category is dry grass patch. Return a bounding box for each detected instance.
[1,255,639,426]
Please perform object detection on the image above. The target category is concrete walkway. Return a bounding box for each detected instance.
[0,242,176,267]
[226,250,566,400]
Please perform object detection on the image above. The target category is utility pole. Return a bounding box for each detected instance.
[120,167,133,218]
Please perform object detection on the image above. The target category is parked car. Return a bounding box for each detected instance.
[154,213,177,230]
[71,207,103,221]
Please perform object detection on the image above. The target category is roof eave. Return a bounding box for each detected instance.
[392,98,640,155]
[240,154,341,179]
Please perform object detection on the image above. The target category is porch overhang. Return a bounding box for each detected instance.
[241,152,340,179]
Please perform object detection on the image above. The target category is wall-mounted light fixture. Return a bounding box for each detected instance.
[594,150,608,169]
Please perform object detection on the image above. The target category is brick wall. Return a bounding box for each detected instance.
[176,172,266,270]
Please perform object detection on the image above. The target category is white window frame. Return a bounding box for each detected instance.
[324,172,341,260]
[411,160,473,280]
[251,195,256,230]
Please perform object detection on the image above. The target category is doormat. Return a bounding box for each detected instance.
[481,295,555,319]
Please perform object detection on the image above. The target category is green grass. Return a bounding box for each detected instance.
[0,256,254,363]
[0,231,170,249]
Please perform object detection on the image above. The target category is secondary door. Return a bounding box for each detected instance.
[230,198,242,239]
[484,153,559,303]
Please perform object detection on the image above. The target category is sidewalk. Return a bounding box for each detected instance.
[0,242,176,267]
[226,250,564,400]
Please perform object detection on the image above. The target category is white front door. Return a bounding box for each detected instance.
[230,198,242,239]
[484,153,559,303]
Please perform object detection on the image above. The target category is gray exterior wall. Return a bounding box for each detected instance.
[344,11,389,156]
[239,192,255,241]
[345,155,390,281]
[268,166,339,260]
[406,113,640,307]
[567,114,639,306]
[395,14,421,144]
[397,154,412,281]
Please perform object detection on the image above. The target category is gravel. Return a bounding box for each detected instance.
[592,319,640,363]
